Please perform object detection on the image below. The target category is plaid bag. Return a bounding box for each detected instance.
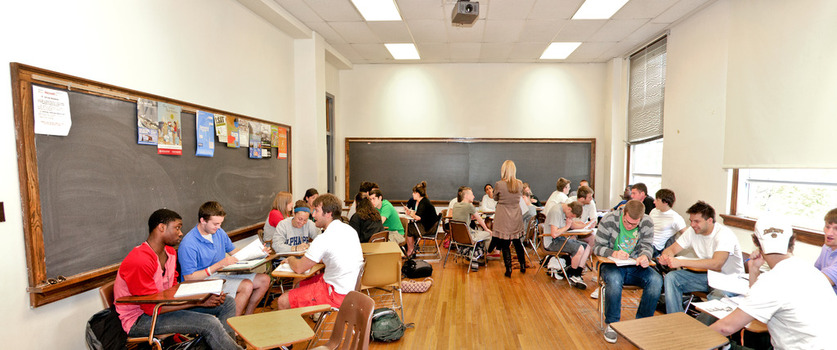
[401,277,433,293]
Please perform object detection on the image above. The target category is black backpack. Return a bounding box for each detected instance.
[401,259,433,278]
[370,308,406,342]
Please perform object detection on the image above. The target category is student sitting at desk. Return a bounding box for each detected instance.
[543,177,571,215]
[568,186,599,264]
[630,183,655,215]
[262,191,293,247]
[271,200,320,253]
[114,209,241,350]
[648,189,687,258]
[178,201,271,316]
[658,201,744,314]
[369,188,405,245]
[480,183,497,212]
[451,186,493,270]
[815,208,837,294]
[349,192,385,243]
[274,194,364,310]
[593,200,662,344]
[404,181,440,257]
[522,182,541,207]
[347,181,378,218]
[543,201,587,289]
[710,217,837,349]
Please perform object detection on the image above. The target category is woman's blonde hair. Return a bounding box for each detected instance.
[271,191,293,217]
[500,160,521,193]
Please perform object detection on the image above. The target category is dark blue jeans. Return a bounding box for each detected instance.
[129,297,241,350]
[601,264,662,324]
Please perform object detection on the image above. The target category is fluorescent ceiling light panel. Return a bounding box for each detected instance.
[572,0,630,19]
[385,43,420,60]
[540,42,582,59]
[351,0,402,21]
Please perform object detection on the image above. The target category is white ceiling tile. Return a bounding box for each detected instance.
[304,0,363,21]
[597,40,639,60]
[622,22,669,44]
[330,21,381,43]
[653,0,710,24]
[612,0,679,20]
[273,0,323,22]
[480,42,514,61]
[528,0,584,20]
[483,20,525,43]
[308,21,348,44]
[447,20,486,42]
[449,43,482,60]
[518,20,566,42]
[570,42,616,59]
[395,0,446,20]
[485,0,537,20]
[508,42,548,59]
[407,19,449,42]
[352,43,393,60]
[367,21,414,42]
[552,20,606,41]
[331,43,366,61]
[417,43,451,61]
[588,19,647,42]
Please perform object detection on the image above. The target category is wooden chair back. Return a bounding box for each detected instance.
[100,281,115,308]
[360,251,401,289]
[354,261,366,292]
[369,231,389,243]
[313,291,375,350]
[449,221,474,245]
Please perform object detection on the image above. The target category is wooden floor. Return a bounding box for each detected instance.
[272,250,660,350]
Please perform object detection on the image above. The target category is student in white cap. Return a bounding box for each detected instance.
[709,217,837,350]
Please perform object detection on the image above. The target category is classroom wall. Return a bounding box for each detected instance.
[660,0,820,261]
[335,63,608,202]
[0,1,304,348]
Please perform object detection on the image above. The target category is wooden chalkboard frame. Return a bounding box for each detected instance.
[345,137,596,205]
[10,63,292,307]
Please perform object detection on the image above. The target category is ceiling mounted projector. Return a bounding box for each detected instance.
[452,0,479,27]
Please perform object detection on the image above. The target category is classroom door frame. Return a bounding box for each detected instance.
[326,92,335,194]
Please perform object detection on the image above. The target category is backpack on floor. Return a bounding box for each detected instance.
[370,308,406,342]
[402,259,432,278]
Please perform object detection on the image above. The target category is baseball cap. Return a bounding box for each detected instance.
[754,217,794,254]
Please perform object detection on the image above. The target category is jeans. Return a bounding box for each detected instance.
[664,269,709,313]
[129,297,241,350]
[601,264,663,324]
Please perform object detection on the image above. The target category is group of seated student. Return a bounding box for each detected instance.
[270,200,320,253]
[349,191,385,242]
[369,188,406,245]
[262,191,293,247]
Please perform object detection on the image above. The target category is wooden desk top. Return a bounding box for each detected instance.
[271,263,325,279]
[115,283,209,304]
[220,253,278,272]
[362,241,403,256]
[228,304,332,350]
[610,312,729,350]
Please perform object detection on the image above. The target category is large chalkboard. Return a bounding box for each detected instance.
[346,138,594,203]
[12,64,291,307]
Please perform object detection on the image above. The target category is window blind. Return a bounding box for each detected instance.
[627,37,667,144]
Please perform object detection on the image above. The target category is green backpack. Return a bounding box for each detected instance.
[370,308,406,342]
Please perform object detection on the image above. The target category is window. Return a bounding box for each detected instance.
[733,168,837,231]
[629,138,663,196]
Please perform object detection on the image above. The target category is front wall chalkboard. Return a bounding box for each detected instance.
[12,64,292,307]
[37,90,289,278]
[346,139,594,203]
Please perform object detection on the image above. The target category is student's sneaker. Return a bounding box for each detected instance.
[569,275,587,290]
[603,325,617,343]
[590,287,600,299]
[470,261,479,271]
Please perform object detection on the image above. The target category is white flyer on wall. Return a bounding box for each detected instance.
[33,85,72,136]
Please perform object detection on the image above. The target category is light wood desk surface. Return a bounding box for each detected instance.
[362,241,403,256]
[219,253,279,273]
[115,282,209,304]
[610,312,729,350]
[227,304,332,350]
[271,263,325,279]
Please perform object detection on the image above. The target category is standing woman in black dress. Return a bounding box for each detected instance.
[490,160,526,277]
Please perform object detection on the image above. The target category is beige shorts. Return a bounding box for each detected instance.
[388,231,406,245]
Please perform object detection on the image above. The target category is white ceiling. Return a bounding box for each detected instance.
[272,0,713,64]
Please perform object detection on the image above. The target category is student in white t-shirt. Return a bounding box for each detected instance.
[648,189,687,257]
[658,201,744,314]
[710,217,837,350]
[543,177,571,215]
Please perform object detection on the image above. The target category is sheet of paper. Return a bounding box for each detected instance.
[692,298,739,319]
[174,279,223,297]
[33,85,72,136]
[232,239,268,261]
[221,257,266,271]
[568,229,593,234]
[708,270,750,296]
[610,257,637,266]
[274,263,313,274]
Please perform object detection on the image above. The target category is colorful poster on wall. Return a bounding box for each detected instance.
[137,98,158,145]
[276,127,287,159]
[270,125,279,147]
[196,110,215,157]
[238,119,250,149]
[226,116,239,148]
[33,85,72,136]
[156,102,182,155]
[215,114,227,143]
